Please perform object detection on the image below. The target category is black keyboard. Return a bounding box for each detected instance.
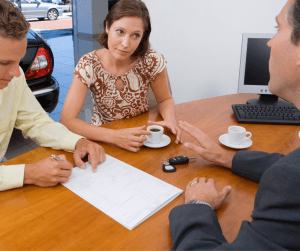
[232,104,300,125]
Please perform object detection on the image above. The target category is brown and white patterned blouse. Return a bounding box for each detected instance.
[74,49,166,126]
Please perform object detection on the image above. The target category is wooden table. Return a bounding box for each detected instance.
[1,94,300,250]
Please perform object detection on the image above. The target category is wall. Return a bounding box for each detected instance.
[143,0,287,104]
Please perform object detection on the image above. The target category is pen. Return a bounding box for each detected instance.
[52,154,62,161]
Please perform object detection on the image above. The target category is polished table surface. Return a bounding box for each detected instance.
[1,94,300,250]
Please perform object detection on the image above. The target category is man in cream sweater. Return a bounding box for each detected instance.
[0,0,106,191]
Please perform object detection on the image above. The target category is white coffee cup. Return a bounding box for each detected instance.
[147,125,164,144]
[228,126,252,145]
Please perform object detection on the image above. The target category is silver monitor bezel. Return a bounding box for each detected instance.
[238,33,275,95]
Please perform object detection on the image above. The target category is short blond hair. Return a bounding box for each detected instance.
[0,0,30,39]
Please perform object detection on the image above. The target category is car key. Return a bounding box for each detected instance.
[162,161,177,172]
[169,156,196,165]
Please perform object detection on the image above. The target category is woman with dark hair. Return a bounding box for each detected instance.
[61,0,181,152]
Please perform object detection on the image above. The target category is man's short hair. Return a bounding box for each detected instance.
[289,0,300,45]
[0,0,30,40]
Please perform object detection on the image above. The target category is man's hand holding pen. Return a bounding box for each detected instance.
[23,138,106,187]
[24,154,73,187]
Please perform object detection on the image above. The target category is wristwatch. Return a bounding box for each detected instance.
[185,200,214,210]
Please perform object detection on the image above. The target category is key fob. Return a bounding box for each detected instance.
[163,161,176,172]
[169,156,189,165]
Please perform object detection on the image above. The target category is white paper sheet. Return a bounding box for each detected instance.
[62,154,183,230]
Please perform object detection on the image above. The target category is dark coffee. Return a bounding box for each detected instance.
[150,128,161,132]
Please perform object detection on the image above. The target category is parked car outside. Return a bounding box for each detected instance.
[19,0,63,20]
[22,29,59,113]
[41,0,71,12]
[41,0,62,5]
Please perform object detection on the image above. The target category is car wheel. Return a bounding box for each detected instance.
[47,9,58,20]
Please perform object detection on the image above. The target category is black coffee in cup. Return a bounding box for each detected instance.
[150,128,161,132]
[147,125,164,144]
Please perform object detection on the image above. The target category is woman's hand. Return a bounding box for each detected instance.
[148,120,182,144]
[111,125,151,152]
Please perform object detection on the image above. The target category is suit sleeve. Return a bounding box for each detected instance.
[170,148,300,250]
[169,204,227,251]
[231,150,285,182]
[169,204,285,250]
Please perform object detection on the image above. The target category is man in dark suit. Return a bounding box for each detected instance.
[169,0,300,250]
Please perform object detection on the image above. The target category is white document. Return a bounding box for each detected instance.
[62,154,183,230]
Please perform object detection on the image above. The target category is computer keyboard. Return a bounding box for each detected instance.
[232,104,300,125]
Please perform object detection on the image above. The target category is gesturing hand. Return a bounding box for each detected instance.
[74,138,106,173]
[148,120,182,144]
[112,125,152,152]
[179,121,234,169]
[185,177,232,210]
[24,155,73,187]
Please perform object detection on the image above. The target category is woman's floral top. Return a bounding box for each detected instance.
[74,49,166,126]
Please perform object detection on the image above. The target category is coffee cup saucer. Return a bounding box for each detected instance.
[143,134,171,148]
[219,134,252,149]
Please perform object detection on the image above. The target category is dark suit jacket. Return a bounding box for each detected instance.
[169,148,300,250]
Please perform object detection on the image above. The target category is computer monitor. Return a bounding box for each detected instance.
[238,33,291,106]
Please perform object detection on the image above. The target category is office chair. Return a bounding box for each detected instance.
[148,67,172,110]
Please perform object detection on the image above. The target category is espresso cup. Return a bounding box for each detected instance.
[228,126,252,145]
[147,125,164,144]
